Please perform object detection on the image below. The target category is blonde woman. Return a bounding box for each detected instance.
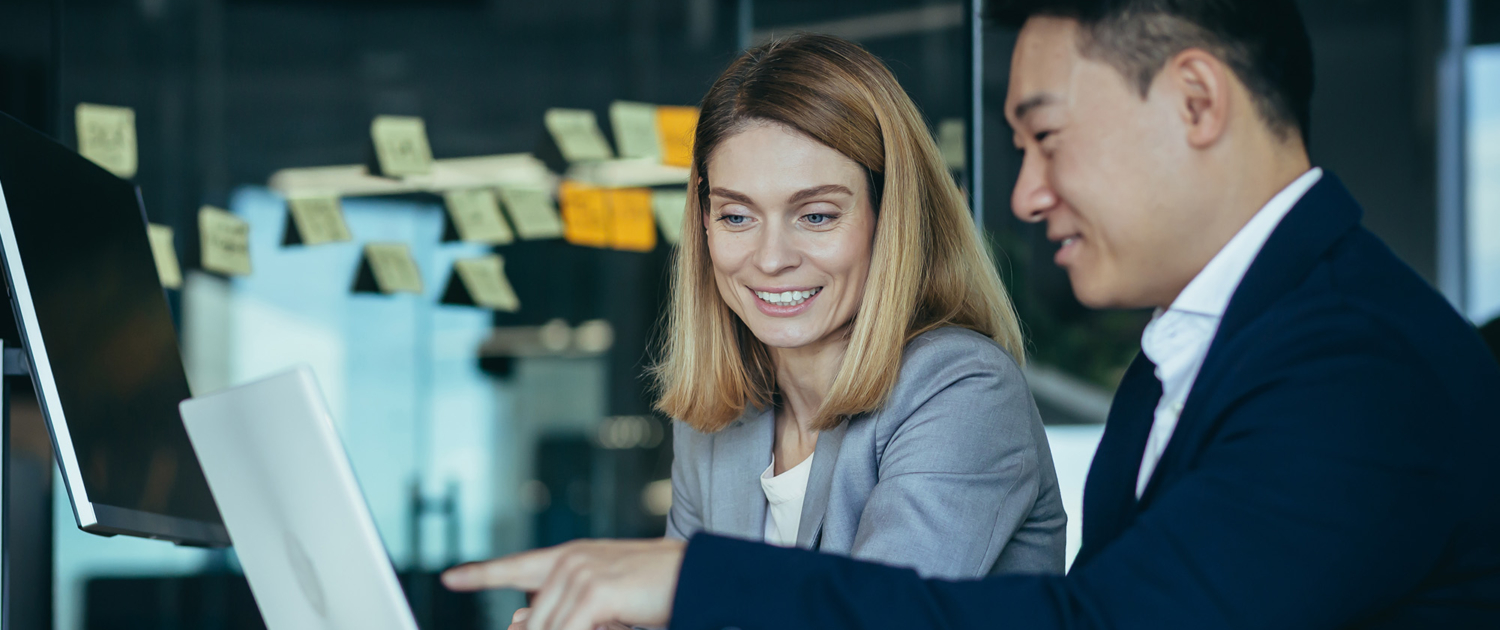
[652,33,1066,579]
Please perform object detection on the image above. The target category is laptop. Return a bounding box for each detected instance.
[179,365,419,630]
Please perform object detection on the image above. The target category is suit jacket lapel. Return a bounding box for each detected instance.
[708,406,773,541]
[795,418,849,549]
[1137,174,1365,506]
[1074,352,1160,569]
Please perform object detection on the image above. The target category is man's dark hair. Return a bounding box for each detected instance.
[993,0,1314,143]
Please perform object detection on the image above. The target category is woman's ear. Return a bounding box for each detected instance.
[1166,48,1232,149]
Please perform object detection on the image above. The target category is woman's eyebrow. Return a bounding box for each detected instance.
[708,187,756,206]
[787,184,854,204]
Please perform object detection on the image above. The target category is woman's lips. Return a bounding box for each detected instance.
[750,287,822,317]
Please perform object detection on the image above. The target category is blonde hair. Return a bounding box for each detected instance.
[653,33,1024,433]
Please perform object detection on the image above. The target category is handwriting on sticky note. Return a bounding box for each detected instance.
[455,255,521,312]
[287,195,352,245]
[364,243,424,294]
[545,108,614,163]
[656,106,698,168]
[444,189,514,244]
[608,188,656,252]
[146,224,183,289]
[610,101,662,160]
[651,189,689,245]
[498,187,564,240]
[76,103,138,179]
[199,206,251,276]
[370,115,434,177]
[559,181,610,248]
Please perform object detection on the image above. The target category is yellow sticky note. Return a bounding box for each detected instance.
[559,181,611,248]
[608,188,656,252]
[287,195,352,245]
[444,189,514,244]
[609,101,662,160]
[370,115,434,177]
[199,206,252,276]
[146,224,183,289]
[656,106,698,168]
[651,189,689,245]
[364,243,424,294]
[454,255,521,312]
[545,108,614,163]
[75,103,138,179]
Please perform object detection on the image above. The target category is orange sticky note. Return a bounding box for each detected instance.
[608,188,656,252]
[656,106,698,168]
[559,181,610,248]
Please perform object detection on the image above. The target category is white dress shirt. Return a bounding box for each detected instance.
[760,452,814,546]
[1135,168,1324,498]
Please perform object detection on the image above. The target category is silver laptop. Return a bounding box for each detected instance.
[179,365,419,630]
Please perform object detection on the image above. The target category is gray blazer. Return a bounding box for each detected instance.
[665,326,1066,579]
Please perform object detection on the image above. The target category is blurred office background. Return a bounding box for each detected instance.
[0,1,1496,628]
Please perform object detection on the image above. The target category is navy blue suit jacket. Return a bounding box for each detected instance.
[670,174,1500,629]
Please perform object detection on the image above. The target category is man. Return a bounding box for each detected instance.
[444,1,1500,628]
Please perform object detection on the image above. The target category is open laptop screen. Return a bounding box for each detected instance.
[0,111,226,546]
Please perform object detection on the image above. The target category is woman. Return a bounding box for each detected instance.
[653,33,1066,579]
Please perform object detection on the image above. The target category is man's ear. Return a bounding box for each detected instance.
[1166,48,1232,148]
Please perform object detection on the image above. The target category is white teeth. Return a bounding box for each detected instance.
[1061,237,1078,247]
[755,288,820,307]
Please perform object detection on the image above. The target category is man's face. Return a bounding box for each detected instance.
[1005,17,1207,309]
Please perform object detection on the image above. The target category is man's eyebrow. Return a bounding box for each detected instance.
[1011,93,1056,121]
[708,187,756,206]
[787,184,854,205]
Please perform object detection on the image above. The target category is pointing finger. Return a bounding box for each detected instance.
[442,546,564,591]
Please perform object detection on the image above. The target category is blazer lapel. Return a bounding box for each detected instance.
[1074,353,1160,569]
[795,418,849,549]
[708,406,774,541]
[1138,174,1365,505]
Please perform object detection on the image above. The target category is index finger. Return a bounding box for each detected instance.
[441,546,565,592]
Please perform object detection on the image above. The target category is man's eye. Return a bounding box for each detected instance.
[1034,130,1053,143]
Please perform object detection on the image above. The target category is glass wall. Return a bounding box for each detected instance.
[1467,44,1500,326]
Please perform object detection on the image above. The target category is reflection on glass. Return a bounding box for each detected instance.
[1467,44,1500,326]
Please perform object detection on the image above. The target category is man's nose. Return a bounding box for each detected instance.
[1011,151,1057,223]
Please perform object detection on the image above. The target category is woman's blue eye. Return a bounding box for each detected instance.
[722,214,747,225]
[804,214,831,225]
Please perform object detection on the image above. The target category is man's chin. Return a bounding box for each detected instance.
[1067,273,1146,310]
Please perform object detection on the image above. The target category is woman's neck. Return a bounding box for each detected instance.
[768,326,851,472]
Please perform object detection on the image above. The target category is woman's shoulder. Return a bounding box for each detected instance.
[901,326,1023,377]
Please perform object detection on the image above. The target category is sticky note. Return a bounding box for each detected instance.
[656,106,698,168]
[287,195,352,246]
[454,255,521,312]
[444,188,514,244]
[545,108,614,163]
[558,181,610,248]
[609,101,662,160]
[364,243,424,294]
[651,189,689,244]
[370,115,434,177]
[608,188,656,252]
[199,206,251,276]
[938,118,966,170]
[498,187,565,240]
[146,224,183,289]
[75,103,138,178]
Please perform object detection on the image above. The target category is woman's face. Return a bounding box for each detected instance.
[704,122,877,352]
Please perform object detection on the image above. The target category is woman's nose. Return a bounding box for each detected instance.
[751,224,800,275]
[1011,151,1057,223]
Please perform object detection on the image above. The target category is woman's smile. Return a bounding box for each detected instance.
[749,286,823,316]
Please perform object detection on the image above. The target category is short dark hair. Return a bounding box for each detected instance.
[994,0,1315,142]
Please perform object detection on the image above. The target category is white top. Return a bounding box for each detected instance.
[1135,168,1324,498]
[760,452,815,547]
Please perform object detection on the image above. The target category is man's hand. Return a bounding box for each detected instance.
[442,537,686,630]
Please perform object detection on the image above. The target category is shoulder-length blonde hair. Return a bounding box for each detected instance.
[654,33,1024,433]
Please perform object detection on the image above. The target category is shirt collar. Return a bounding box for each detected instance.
[1167,168,1324,318]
